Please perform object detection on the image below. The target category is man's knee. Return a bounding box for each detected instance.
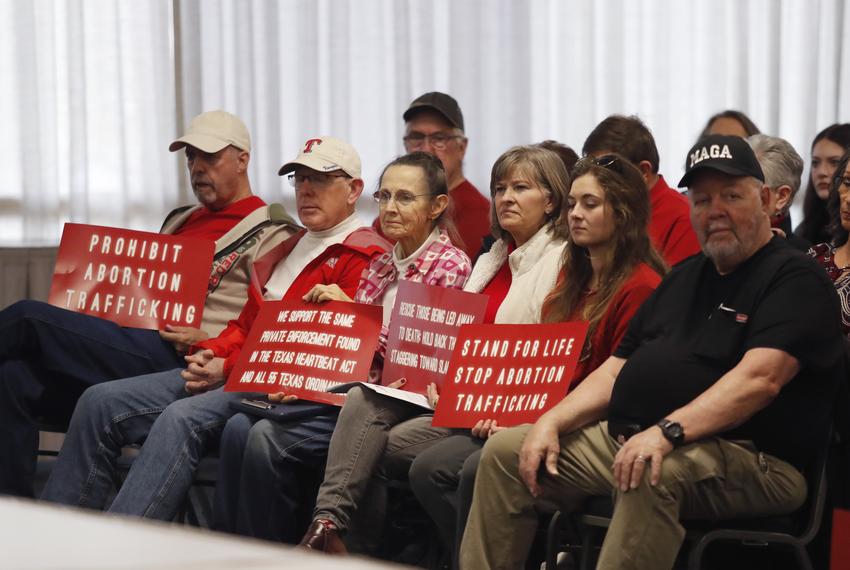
[479,426,527,475]
[244,419,279,460]
[75,381,121,417]
[154,398,199,433]
[221,413,254,453]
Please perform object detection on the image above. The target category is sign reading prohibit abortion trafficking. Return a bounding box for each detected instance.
[382,281,488,394]
[48,223,214,330]
[431,321,589,428]
[224,300,383,406]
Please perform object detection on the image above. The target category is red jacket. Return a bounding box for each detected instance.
[195,227,390,375]
[649,176,700,266]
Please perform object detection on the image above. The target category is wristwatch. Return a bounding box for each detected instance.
[656,419,685,447]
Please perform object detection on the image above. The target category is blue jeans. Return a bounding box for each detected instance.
[40,368,245,520]
[0,300,182,497]
[212,411,339,543]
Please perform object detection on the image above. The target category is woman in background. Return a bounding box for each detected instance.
[808,150,850,337]
[796,124,850,245]
[699,109,760,139]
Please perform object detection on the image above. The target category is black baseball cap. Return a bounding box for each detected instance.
[678,134,765,188]
[403,92,465,131]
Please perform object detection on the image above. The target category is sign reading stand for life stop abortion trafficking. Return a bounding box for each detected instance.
[224,300,383,406]
[48,223,214,330]
[431,321,589,428]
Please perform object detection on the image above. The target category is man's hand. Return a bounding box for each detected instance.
[518,418,561,498]
[303,284,353,304]
[611,425,673,491]
[471,419,506,440]
[181,349,226,394]
[268,392,298,404]
[160,325,209,353]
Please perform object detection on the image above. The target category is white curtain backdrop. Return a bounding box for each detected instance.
[3,0,850,244]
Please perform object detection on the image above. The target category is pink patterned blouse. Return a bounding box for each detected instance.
[355,229,472,357]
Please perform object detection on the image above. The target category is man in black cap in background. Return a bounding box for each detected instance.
[460,135,844,569]
[372,92,490,261]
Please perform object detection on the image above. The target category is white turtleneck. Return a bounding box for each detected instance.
[264,213,363,300]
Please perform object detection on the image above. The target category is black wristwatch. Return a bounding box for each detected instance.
[656,419,685,447]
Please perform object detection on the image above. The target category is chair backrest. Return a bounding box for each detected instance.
[797,425,832,543]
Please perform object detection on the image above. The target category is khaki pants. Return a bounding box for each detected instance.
[460,421,807,570]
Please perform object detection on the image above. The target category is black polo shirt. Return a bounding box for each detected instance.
[610,237,843,470]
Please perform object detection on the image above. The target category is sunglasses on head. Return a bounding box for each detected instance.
[575,154,619,170]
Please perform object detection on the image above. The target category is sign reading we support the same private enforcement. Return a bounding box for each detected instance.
[381,281,488,395]
[48,223,214,330]
[431,321,589,428]
[224,300,382,406]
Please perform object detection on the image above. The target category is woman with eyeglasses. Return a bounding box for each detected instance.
[409,152,667,570]
[297,144,573,554]
[808,150,850,338]
[210,151,471,545]
[795,124,850,246]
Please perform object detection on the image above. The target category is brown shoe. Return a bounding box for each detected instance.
[298,519,348,555]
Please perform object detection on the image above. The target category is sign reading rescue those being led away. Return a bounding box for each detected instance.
[48,223,214,330]
[431,321,589,428]
[382,281,488,395]
[224,300,383,406]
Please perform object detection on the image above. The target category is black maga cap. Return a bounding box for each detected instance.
[678,134,765,188]
[403,92,465,131]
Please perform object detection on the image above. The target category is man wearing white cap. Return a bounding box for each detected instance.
[0,110,298,497]
[41,136,389,522]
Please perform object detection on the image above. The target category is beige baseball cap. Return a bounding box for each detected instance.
[278,136,361,179]
[169,110,251,153]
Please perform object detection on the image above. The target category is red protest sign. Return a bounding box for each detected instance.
[832,509,850,570]
[382,281,488,394]
[48,223,214,330]
[224,300,383,406]
[431,321,589,428]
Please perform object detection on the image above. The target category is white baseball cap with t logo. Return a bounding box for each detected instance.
[278,136,361,179]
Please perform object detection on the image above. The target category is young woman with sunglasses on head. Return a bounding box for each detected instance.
[210,152,472,544]
[409,153,667,569]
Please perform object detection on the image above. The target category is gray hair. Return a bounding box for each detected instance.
[747,134,804,215]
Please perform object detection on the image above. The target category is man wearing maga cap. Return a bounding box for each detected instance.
[372,92,490,261]
[0,109,299,498]
[41,136,389,520]
[460,134,844,569]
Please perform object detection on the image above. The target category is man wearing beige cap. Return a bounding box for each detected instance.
[372,92,490,261]
[41,136,389,522]
[0,110,298,498]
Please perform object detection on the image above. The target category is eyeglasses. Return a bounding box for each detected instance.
[287,173,350,188]
[403,132,463,151]
[372,190,434,207]
[575,154,619,170]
